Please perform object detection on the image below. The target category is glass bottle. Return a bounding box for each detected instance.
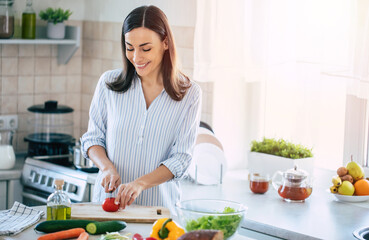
[0,0,14,39]
[21,0,35,39]
[46,179,71,220]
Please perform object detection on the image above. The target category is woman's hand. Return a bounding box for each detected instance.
[115,181,145,209]
[101,168,121,193]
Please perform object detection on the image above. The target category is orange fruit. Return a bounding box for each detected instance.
[354,179,369,196]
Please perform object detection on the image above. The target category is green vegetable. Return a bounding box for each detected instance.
[99,232,130,240]
[250,137,313,159]
[39,8,73,24]
[86,221,127,235]
[34,219,96,233]
[185,207,242,239]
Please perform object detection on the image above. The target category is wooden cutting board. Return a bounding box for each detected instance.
[71,203,170,223]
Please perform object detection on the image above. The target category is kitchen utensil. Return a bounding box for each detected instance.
[71,203,170,223]
[0,130,15,170]
[24,100,74,166]
[72,140,98,173]
[175,199,246,240]
[272,166,313,202]
[249,172,270,194]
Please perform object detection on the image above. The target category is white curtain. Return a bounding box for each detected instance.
[194,0,369,170]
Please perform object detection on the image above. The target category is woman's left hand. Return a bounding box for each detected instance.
[115,181,144,209]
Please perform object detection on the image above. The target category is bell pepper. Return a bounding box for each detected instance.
[150,218,185,240]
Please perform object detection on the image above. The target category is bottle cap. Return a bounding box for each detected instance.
[54,179,64,186]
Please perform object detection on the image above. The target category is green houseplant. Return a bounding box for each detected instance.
[39,8,72,39]
[248,137,314,176]
[251,138,313,159]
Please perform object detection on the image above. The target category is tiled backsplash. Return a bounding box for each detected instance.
[0,20,213,153]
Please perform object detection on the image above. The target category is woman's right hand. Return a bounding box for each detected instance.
[101,168,121,193]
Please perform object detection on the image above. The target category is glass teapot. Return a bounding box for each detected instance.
[0,130,15,170]
[272,166,312,202]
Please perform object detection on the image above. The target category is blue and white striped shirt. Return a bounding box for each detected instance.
[81,69,202,211]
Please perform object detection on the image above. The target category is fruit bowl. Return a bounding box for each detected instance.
[331,193,369,203]
[175,199,247,239]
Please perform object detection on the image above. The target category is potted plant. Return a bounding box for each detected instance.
[39,7,72,39]
[248,137,314,176]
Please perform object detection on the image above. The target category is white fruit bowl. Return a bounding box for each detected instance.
[331,193,369,203]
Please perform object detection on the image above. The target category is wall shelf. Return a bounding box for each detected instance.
[0,25,80,65]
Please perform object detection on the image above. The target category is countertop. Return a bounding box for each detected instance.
[1,158,367,240]
[1,205,253,240]
[0,156,25,181]
[180,168,368,240]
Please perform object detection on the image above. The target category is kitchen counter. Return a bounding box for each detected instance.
[0,167,366,240]
[180,168,367,240]
[0,156,26,181]
[2,205,253,240]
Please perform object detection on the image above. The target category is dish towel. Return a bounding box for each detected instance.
[0,201,44,236]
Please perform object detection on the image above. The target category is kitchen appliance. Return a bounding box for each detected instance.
[0,130,15,170]
[71,203,170,223]
[272,166,313,202]
[21,157,96,206]
[24,100,74,166]
[72,141,98,173]
[187,122,226,185]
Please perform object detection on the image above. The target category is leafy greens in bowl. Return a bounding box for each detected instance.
[175,199,247,239]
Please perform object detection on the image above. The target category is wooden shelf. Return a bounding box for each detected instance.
[0,25,80,64]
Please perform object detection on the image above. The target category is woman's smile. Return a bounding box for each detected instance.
[135,61,150,70]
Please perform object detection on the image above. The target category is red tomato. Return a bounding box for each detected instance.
[102,197,120,212]
[132,233,143,240]
[144,238,157,240]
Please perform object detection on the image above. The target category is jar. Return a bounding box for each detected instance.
[0,0,14,39]
[0,130,15,170]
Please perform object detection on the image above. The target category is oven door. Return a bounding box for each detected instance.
[22,188,49,206]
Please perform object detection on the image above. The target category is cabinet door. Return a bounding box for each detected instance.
[8,179,22,209]
[0,181,7,210]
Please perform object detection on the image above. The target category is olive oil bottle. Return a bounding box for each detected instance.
[21,0,35,39]
[46,179,71,220]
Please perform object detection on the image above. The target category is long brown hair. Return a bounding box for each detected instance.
[106,5,191,101]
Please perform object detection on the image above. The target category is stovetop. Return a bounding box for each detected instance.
[22,157,98,202]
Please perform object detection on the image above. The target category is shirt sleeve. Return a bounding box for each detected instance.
[80,72,108,159]
[160,85,202,181]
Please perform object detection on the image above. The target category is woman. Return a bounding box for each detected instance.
[81,5,202,212]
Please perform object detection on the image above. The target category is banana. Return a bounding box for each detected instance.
[332,176,342,187]
[330,185,338,193]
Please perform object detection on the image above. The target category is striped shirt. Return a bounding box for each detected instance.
[81,69,202,212]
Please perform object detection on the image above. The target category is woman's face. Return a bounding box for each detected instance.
[124,27,168,81]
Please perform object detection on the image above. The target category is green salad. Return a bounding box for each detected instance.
[185,207,242,239]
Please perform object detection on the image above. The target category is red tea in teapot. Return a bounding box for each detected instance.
[277,185,312,202]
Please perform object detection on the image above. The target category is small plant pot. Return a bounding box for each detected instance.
[47,22,65,39]
[247,152,314,177]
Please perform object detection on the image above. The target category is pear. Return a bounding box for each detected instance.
[346,160,364,181]
[338,181,355,196]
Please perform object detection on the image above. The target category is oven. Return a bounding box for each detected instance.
[21,158,96,206]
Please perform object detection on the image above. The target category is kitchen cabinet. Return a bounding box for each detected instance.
[0,179,22,210]
[0,25,80,64]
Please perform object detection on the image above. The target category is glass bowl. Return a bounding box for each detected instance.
[175,199,247,239]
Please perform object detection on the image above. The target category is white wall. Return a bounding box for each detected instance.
[12,0,196,27]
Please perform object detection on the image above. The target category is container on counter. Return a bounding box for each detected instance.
[21,0,35,39]
[0,130,15,170]
[47,179,71,220]
[0,0,14,39]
